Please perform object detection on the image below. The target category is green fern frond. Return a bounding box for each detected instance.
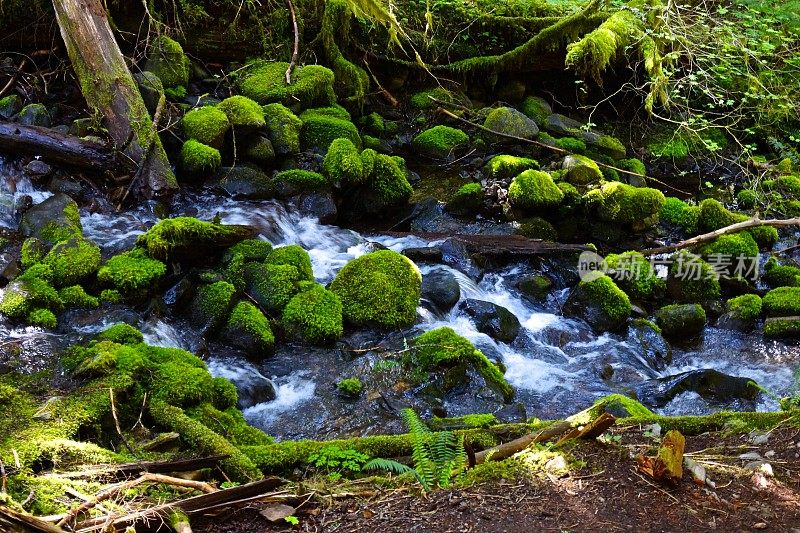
[363,458,416,476]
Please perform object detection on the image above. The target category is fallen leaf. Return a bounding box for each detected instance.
[260,503,296,522]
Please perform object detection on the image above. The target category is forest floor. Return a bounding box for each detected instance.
[193,423,800,532]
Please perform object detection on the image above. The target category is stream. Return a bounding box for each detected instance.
[1,160,798,441]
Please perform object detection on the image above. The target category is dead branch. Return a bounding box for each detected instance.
[49,455,228,481]
[640,216,800,256]
[285,0,299,84]
[0,505,64,533]
[109,388,138,459]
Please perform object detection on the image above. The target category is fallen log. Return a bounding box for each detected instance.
[0,505,64,533]
[382,232,591,256]
[52,0,178,198]
[50,454,229,481]
[0,121,125,173]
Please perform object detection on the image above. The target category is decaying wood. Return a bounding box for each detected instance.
[52,455,228,481]
[52,0,177,198]
[554,412,616,446]
[641,216,800,256]
[383,232,591,256]
[0,121,124,172]
[74,477,284,532]
[286,0,300,84]
[637,430,685,485]
[0,505,64,533]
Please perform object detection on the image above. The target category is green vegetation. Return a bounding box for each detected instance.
[137,217,248,260]
[238,61,336,107]
[273,169,328,194]
[97,248,166,296]
[605,251,665,300]
[300,112,361,152]
[217,96,266,129]
[507,170,564,210]
[223,239,273,264]
[266,245,314,282]
[59,286,99,309]
[182,106,230,148]
[447,183,483,215]
[562,154,602,184]
[655,304,707,338]
[585,182,665,229]
[281,284,344,345]
[412,126,469,158]
[27,308,57,329]
[336,378,363,397]
[179,139,222,176]
[225,301,275,354]
[41,238,101,287]
[263,103,303,155]
[727,294,763,321]
[572,275,632,328]
[668,251,722,302]
[323,138,364,184]
[762,287,800,317]
[244,262,301,313]
[367,154,413,210]
[763,262,800,287]
[145,35,190,91]
[661,197,700,234]
[483,155,539,180]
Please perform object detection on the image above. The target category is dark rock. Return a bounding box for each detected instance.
[47,177,84,199]
[17,103,50,127]
[637,369,760,407]
[23,160,52,180]
[163,276,195,307]
[483,107,539,143]
[421,268,461,313]
[19,193,81,245]
[494,402,527,423]
[402,246,443,263]
[215,165,274,199]
[0,253,19,285]
[69,118,95,137]
[562,281,629,333]
[517,275,553,301]
[628,320,672,371]
[134,71,165,116]
[14,195,32,215]
[440,238,481,279]
[459,299,520,343]
[0,94,22,119]
[495,79,527,102]
[544,113,585,136]
[244,134,276,165]
[299,192,337,224]
[210,360,277,409]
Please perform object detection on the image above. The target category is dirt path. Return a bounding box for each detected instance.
[193,425,800,532]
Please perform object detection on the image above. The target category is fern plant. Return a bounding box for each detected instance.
[403,408,467,491]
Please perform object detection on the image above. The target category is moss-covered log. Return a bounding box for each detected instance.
[52,0,177,198]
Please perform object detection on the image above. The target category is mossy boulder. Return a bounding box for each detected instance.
[59,285,99,309]
[263,103,303,155]
[179,139,222,178]
[97,247,166,296]
[605,251,665,300]
[699,232,759,276]
[281,283,344,345]
[244,134,275,165]
[27,308,57,328]
[520,96,551,125]
[409,87,471,110]
[585,182,665,229]
[322,138,364,185]
[696,199,778,248]
[763,262,800,288]
[266,245,314,282]
[482,107,539,143]
[483,155,539,181]
[446,183,483,216]
[19,193,82,246]
[17,103,50,127]
[238,61,336,108]
[189,281,237,332]
[515,217,557,240]
[273,169,328,197]
[587,135,626,160]
[243,262,301,313]
[223,239,273,264]
[412,327,513,402]
[96,323,144,344]
[562,154,602,185]
[563,274,632,332]
[300,112,361,152]
[762,287,800,317]
[721,294,763,330]
[555,136,587,154]
[182,106,230,148]
[329,250,421,328]
[667,251,721,303]
[507,170,564,211]
[353,153,413,214]
[763,317,800,338]
[217,96,266,130]
[0,94,22,119]
[412,126,469,159]
[137,217,253,261]
[42,237,101,288]
[660,197,700,234]
[216,164,274,199]
[0,267,62,320]
[655,304,706,339]
[144,36,190,91]
[223,301,275,358]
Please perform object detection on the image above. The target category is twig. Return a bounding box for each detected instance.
[109,388,138,459]
[640,216,800,256]
[0,458,6,495]
[285,0,299,84]
[363,60,399,107]
[778,242,800,255]
[0,59,26,99]
[432,100,691,196]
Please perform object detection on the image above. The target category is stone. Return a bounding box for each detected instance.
[628,320,672,371]
[298,192,337,224]
[458,298,521,342]
[17,103,51,127]
[654,304,706,340]
[215,165,274,199]
[244,134,276,165]
[482,107,539,143]
[637,369,760,407]
[0,253,19,284]
[19,193,81,245]
[421,268,462,313]
[545,113,585,136]
[23,160,52,180]
[0,94,22,119]
[562,154,602,185]
[134,71,164,116]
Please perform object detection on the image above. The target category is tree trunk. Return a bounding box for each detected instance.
[51,0,178,199]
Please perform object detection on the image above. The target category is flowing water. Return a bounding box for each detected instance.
[1,162,798,439]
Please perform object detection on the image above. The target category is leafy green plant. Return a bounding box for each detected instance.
[307,445,369,481]
[401,408,467,491]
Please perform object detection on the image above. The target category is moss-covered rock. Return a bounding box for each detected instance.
[19,193,83,246]
[189,281,237,332]
[217,96,266,130]
[223,301,275,357]
[358,153,413,212]
[655,304,706,339]
[0,94,22,119]
[300,112,361,152]
[59,285,99,309]
[300,105,350,121]
[520,96,551,125]
[238,61,336,108]
[700,232,759,272]
[273,169,328,197]
[695,199,778,249]
[96,323,144,345]
[515,217,557,240]
[588,135,626,160]
[216,164,274,199]
[244,134,275,164]
[330,250,421,328]
[763,317,800,338]
[605,251,665,300]
[181,106,230,148]
[667,251,721,303]
[562,154,602,185]
[281,283,343,345]
[266,244,314,282]
[563,274,631,332]
[446,182,483,216]
[137,217,252,261]
[412,125,469,159]
[763,263,800,288]
[762,287,800,317]
[263,103,302,155]
[736,189,759,210]
[482,107,539,143]
[223,239,273,264]
[144,36,190,91]
[336,377,363,397]
[97,247,166,296]
[660,197,700,234]
[410,87,471,110]
[322,138,364,185]
[726,294,762,322]
[27,308,57,329]
[507,170,564,211]
[17,103,50,127]
[483,155,539,181]
[179,139,222,177]
[42,237,101,288]
[585,182,665,229]
[243,262,301,313]
[412,327,513,402]
[555,136,587,154]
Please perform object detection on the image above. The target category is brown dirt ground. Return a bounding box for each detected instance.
[193,424,800,533]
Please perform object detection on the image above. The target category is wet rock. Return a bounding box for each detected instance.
[421,268,461,313]
[563,277,631,333]
[637,369,760,407]
[517,274,553,301]
[134,71,164,116]
[402,246,443,263]
[215,164,274,199]
[17,103,50,127]
[244,134,276,165]
[440,238,481,279]
[19,193,81,245]
[544,113,585,136]
[459,299,520,343]
[0,94,22,119]
[211,360,277,409]
[23,160,52,180]
[628,320,672,371]
[482,107,539,143]
[14,195,32,215]
[47,177,84,199]
[494,402,527,423]
[163,276,195,307]
[0,253,19,285]
[655,304,706,340]
[509,332,569,364]
[299,191,337,224]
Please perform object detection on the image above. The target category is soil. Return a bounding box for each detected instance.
[192,423,800,533]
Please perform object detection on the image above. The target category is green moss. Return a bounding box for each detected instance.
[555,136,586,153]
[42,237,101,287]
[575,274,632,326]
[727,294,762,321]
[27,308,57,329]
[361,112,385,136]
[273,169,329,195]
[694,199,777,248]
[322,138,364,185]
[586,182,665,229]
[244,263,301,313]
[225,301,275,353]
[238,61,336,108]
[263,103,303,155]
[300,105,351,121]
[145,35,190,90]
[429,413,498,431]
[764,317,800,338]
[186,402,272,447]
[412,327,514,402]
[192,281,236,330]
[763,264,800,287]
[508,169,564,210]
[701,232,759,261]
[223,239,273,264]
[360,148,377,177]
[410,87,469,110]
[336,377,362,397]
[736,189,760,210]
[59,285,99,309]
[265,244,314,282]
[660,197,699,234]
[562,154,602,185]
[483,155,539,181]
[762,287,800,317]
[179,139,221,176]
[482,107,539,142]
[447,182,483,215]
[412,125,469,158]
[590,135,627,160]
[100,289,122,304]
[572,394,655,423]
[300,112,361,152]
[217,96,266,129]
[605,251,665,300]
[0,270,62,319]
[281,283,343,345]
[96,323,144,345]
[364,153,412,210]
[330,250,421,329]
[30,199,83,246]
[565,9,643,83]
[619,158,646,176]
[137,217,249,261]
[516,217,557,240]
[181,106,230,148]
[648,136,690,159]
[654,304,706,338]
[668,251,721,302]
[520,96,551,124]
[97,247,167,295]
[20,238,45,269]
